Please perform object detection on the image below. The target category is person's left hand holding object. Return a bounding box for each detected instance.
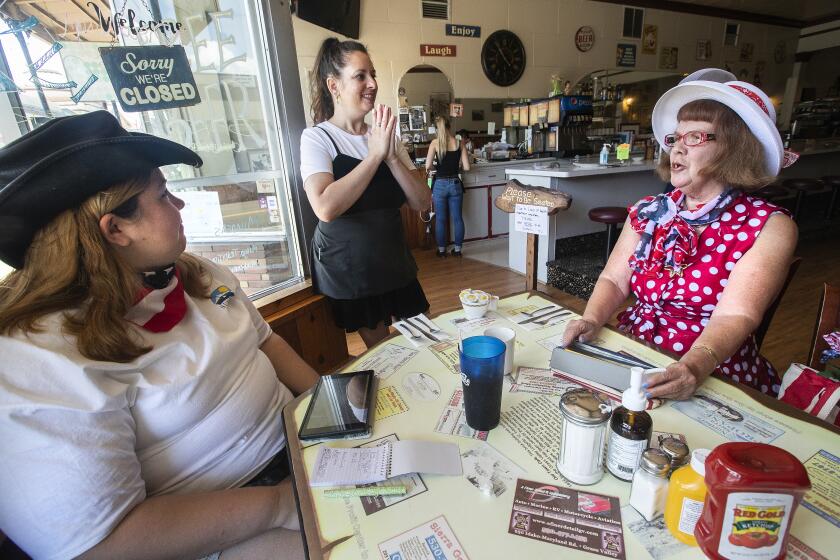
[643,361,712,401]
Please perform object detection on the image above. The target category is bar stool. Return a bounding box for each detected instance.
[822,176,840,220]
[783,178,823,222]
[589,206,629,264]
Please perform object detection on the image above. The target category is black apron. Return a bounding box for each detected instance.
[311,126,418,300]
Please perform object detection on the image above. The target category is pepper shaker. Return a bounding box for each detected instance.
[659,437,690,476]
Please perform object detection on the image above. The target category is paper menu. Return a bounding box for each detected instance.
[310,440,462,487]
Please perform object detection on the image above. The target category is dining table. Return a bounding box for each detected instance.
[282,291,840,560]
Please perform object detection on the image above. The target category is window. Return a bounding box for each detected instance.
[0,0,304,298]
[724,23,740,46]
[622,7,644,39]
[421,0,449,20]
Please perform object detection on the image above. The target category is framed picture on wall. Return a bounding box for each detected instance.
[659,46,678,70]
[472,109,485,121]
[696,40,711,60]
[248,150,271,171]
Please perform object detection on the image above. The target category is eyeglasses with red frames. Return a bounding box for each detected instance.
[663,131,716,147]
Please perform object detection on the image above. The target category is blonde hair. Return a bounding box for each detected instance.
[656,99,773,191]
[435,115,453,157]
[0,172,211,363]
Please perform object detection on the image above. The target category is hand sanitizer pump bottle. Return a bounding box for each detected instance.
[599,143,610,165]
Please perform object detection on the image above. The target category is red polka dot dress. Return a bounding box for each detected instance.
[617,191,791,396]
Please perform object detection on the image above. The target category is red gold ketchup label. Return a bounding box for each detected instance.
[728,505,784,548]
[718,493,793,559]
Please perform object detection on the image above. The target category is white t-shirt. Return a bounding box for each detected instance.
[299,120,414,184]
[0,258,293,560]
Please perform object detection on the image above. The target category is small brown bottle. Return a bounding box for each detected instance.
[607,367,652,481]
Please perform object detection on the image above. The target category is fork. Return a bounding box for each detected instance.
[399,321,423,340]
[520,304,556,317]
[533,310,571,325]
[416,315,443,333]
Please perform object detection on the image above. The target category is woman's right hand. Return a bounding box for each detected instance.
[368,104,396,163]
[561,318,600,347]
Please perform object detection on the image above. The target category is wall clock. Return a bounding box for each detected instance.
[481,30,526,87]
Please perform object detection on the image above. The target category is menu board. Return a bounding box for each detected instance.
[503,106,512,127]
[548,97,561,124]
[519,105,529,127]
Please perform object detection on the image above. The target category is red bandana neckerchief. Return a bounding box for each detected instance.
[125,265,187,333]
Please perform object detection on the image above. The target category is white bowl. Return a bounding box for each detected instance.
[631,156,645,162]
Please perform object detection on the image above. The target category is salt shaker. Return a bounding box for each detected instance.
[659,437,690,476]
[629,448,671,521]
[557,389,611,485]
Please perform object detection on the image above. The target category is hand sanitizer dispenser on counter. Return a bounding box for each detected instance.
[599,143,611,165]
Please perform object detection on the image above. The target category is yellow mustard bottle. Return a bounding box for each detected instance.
[664,448,709,546]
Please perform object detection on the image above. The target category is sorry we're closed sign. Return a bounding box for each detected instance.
[100,45,201,112]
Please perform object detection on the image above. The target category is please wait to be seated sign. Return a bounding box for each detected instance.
[99,45,201,112]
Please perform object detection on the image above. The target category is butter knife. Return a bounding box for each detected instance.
[533,310,572,325]
[407,317,439,342]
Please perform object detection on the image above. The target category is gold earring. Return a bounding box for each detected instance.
[335,92,341,103]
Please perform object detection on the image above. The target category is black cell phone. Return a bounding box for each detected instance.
[298,370,376,441]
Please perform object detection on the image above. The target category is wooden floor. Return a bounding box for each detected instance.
[348,233,840,372]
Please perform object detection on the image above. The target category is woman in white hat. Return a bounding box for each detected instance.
[0,111,314,559]
[562,70,798,400]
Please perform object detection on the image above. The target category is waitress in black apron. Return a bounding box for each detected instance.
[300,38,431,348]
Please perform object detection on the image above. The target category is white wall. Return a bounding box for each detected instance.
[292,0,800,125]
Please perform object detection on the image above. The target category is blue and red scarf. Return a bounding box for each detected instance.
[628,188,740,277]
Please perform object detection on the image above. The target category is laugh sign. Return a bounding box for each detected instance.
[99,45,200,112]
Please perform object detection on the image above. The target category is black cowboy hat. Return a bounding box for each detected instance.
[0,110,202,269]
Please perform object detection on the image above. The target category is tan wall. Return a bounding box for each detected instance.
[292,0,800,125]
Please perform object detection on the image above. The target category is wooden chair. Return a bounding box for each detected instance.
[808,283,840,370]
[755,257,802,351]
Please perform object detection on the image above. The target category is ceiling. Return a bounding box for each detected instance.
[597,0,840,27]
[669,0,839,24]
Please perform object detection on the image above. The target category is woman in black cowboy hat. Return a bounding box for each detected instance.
[0,111,315,560]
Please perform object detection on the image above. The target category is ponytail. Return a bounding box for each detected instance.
[311,37,369,124]
[435,115,451,156]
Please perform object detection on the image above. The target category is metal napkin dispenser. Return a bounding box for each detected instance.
[549,342,655,394]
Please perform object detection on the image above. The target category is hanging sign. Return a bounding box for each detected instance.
[446,24,481,38]
[100,45,201,112]
[420,44,456,57]
[616,43,637,67]
[449,103,464,117]
[575,26,595,52]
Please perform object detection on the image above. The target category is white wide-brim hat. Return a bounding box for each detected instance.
[652,75,787,176]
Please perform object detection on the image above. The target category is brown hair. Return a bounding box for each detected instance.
[0,172,210,363]
[310,37,369,124]
[656,99,773,191]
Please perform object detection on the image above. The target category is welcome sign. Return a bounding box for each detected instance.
[99,45,200,112]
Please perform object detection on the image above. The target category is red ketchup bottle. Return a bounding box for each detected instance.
[695,442,811,560]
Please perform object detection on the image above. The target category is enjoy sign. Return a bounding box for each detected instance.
[100,45,201,112]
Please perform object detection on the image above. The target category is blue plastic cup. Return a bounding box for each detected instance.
[459,336,506,431]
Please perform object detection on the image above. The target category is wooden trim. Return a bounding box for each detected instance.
[257,283,316,319]
[589,0,805,28]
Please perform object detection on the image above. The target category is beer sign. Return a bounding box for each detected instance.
[575,26,595,52]
[100,45,200,112]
